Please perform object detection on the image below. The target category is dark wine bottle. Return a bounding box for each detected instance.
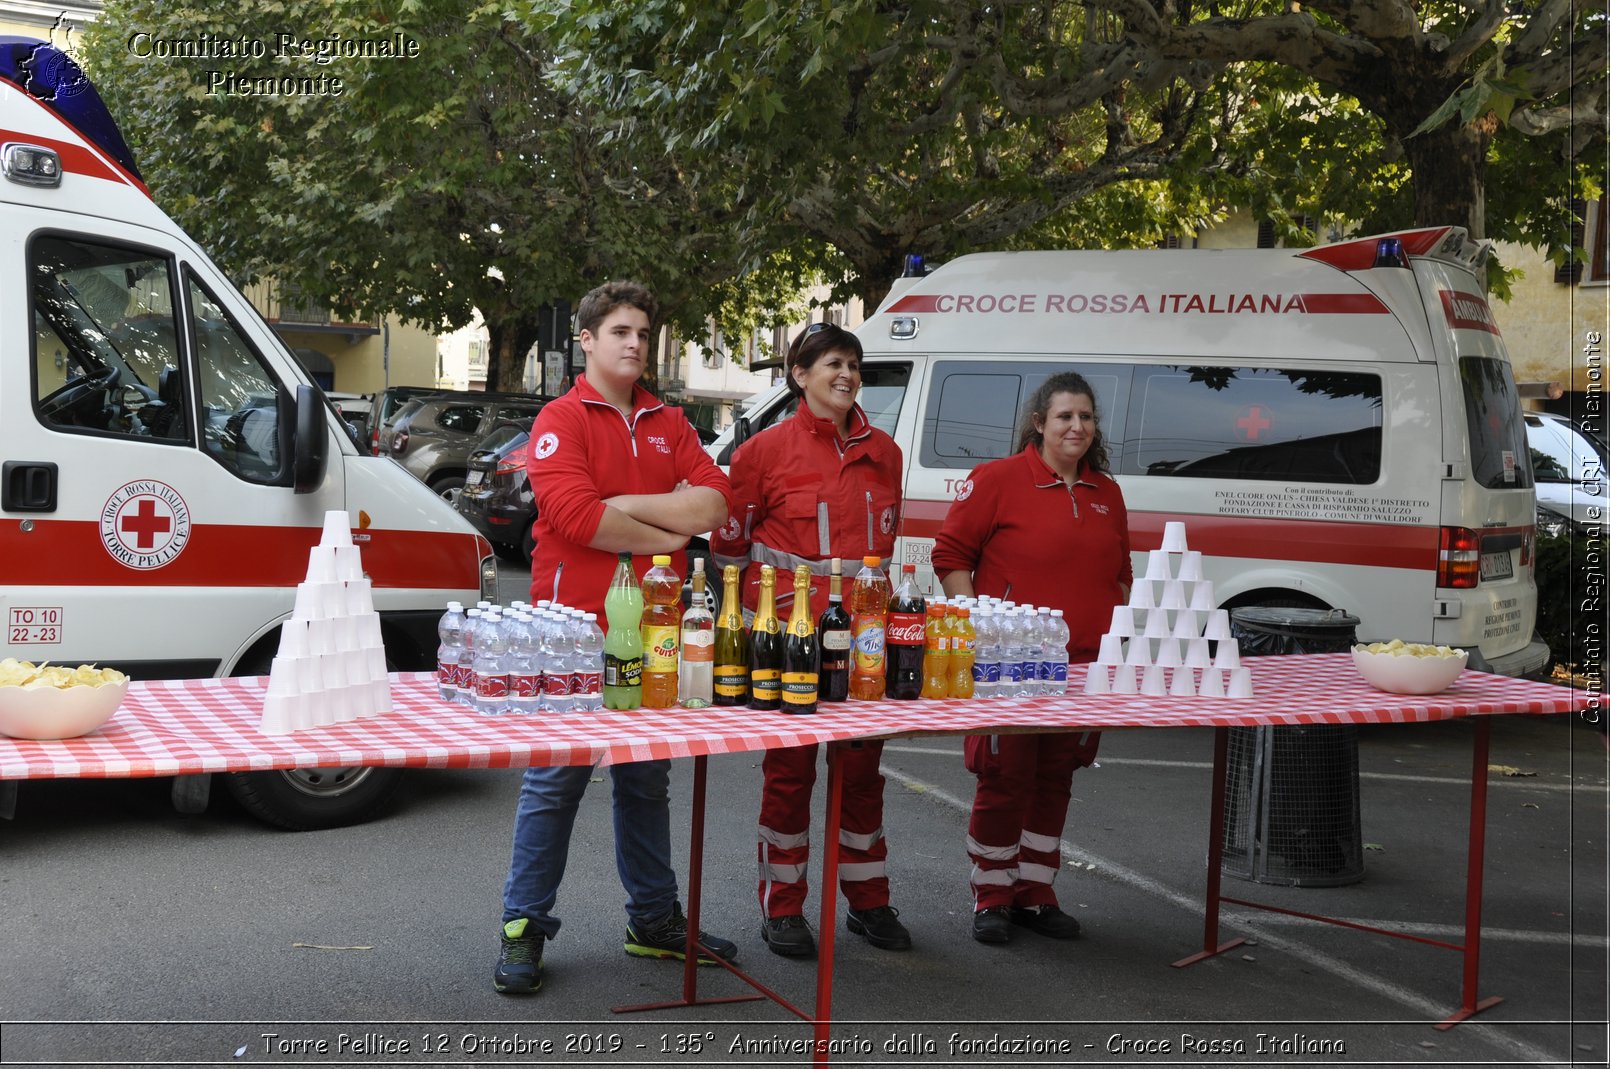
[816,558,851,704]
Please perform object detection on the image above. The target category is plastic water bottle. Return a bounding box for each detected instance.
[1044,609,1071,696]
[457,608,483,705]
[436,601,466,701]
[532,612,565,714]
[576,612,605,711]
[504,613,538,715]
[973,608,1000,700]
[1019,606,1044,697]
[997,608,1024,698]
[473,610,511,714]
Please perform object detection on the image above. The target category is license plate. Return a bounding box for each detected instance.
[1479,550,1513,581]
[464,470,484,488]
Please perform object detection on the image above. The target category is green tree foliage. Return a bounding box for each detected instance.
[518,0,1229,311]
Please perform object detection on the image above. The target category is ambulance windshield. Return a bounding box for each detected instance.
[0,37,142,182]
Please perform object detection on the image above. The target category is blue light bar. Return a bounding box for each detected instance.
[0,37,142,182]
[902,254,926,277]
[1372,237,1409,269]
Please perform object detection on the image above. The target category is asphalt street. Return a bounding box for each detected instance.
[1,563,1605,1068]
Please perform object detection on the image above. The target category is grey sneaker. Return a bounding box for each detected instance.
[493,918,543,994]
[624,901,739,964]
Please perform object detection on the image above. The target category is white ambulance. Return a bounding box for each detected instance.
[714,229,1550,679]
[1,39,495,826]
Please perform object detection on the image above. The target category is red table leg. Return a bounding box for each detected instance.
[1437,715,1503,1029]
[1173,726,1246,967]
[812,741,846,1065]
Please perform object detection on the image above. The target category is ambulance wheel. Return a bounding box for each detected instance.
[223,766,404,831]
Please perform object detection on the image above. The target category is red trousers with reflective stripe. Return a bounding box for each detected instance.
[965,731,1101,910]
[757,740,890,916]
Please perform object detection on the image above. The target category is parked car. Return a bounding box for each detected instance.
[366,384,443,456]
[455,419,536,563]
[324,391,371,445]
[1526,411,1606,536]
[382,390,550,499]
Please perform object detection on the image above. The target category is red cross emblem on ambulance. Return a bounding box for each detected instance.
[100,480,191,569]
[1234,405,1275,442]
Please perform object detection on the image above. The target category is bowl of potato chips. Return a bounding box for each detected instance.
[0,659,129,740]
[1350,640,1467,695]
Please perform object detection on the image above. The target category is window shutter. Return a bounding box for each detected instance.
[1256,220,1276,248]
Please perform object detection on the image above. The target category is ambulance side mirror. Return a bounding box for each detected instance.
[291,384,328,493]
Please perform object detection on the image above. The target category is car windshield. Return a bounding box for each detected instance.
[476,423,531,456]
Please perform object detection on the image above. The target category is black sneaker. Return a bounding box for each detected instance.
[493,918,543,994]
[625,902,739,965]
[846,905,912,951]
[1010,904,1082,939]
[972,906,1013,945]
[761,914,816,958]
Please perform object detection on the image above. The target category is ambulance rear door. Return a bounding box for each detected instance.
[1,212,347,677]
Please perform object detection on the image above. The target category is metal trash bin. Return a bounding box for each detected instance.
[1221,607,1365,887]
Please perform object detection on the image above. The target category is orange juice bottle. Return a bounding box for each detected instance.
[949,606,976,698]
[639,554,682,708]
[920,603,950,698]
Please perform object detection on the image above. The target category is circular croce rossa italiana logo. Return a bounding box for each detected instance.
[100,480,191,569]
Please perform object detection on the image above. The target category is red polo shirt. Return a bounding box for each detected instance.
[932,444,1132,660]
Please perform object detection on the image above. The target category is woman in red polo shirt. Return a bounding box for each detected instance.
[710,322,911,959]
[932,371,1132,946]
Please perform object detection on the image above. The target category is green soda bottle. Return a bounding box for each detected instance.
[603,552,645,709]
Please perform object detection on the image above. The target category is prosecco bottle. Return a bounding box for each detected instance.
[712,564,749,706]
[816,558,851,703]
[781,565,820,714]
[748,565,783,710]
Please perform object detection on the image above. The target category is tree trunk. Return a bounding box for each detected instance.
[1400,120,1492,239]
[485,320,541,394]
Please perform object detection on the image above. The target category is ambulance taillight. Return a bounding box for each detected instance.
[1438,526,1481,589]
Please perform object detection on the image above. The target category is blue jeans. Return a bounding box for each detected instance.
[501,759,678,939]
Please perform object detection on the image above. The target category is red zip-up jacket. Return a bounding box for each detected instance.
[526,374,732,616]
[932,444,1132,660]
[710,402,903,615]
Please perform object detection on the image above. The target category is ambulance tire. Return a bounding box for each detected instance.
[223,766,405,831]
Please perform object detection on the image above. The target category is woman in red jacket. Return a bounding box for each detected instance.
[710,322,910,958]
[932,371,1132,945]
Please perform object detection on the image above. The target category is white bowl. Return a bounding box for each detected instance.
[1350,646,1467,696]
[0,680,129,740]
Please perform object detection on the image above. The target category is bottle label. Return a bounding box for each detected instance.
[453,662,475,691]
[781,673,818,705]
[822,630,851,652]
[643,625,679,671]
[542,672,570,698]
[682,631,715,663]
[1052,662,1068,683]
[887,612,925,646]
[713,665,749,698]
[476,673,509,698]
[750,668,781,699]
[578,670,603,697]
[438,664,455,689]
[604,655,642,687]
[851,615,885,671]
[924,633,949,653]
[1040,660,1058,683]
[1002,661,1023,684]
[511,673,542,698]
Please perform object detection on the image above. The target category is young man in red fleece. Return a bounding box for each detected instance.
[494,281,735,994]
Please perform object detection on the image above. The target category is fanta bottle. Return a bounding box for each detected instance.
[848,555,889,700]
[920,603,950,698]
[949,606,976,698]
[640,554,682,708]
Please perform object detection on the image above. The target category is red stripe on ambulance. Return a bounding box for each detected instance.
[885,291,1389,315]
[0,125,129,187]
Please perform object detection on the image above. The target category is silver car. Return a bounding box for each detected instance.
[1526,411,1606,536]
[381,391,549,499]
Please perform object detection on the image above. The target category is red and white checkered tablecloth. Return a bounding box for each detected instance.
[0,654,1589,781]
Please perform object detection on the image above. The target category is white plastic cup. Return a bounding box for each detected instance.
[1154,638,1182,668]
[1143,611,1170,639]
[1168,666,1197,697]
[306,545,337,584]
[1184,638,1212,668]
[333,545,364,583]
[372,679,394,714]
[259,693,300,735]
[1204,609,1232,641]
[1213,639,1241,670]
[1143,549,1171,581]
[265,657,300,696]
[277,619,310,658]
[356,611,385,648]
[1110,664,1138,694]
[1124,637,1151,667]
[1161,521,1188,553]
[1129,580,1155,610]
[1109,606,1136,637]
[292,583,322,622]
[1171,610,1200,640]
[1098,633,1125,665]
[1083,665,1110,695]
[1140,664,1167,695]
[1177,551,1204,582]
[321,510,354,547]
[317,580,346,620]
[1227,666,1254,698]
[1190,581,1218,613]
[1198,667,1226,698]
[367,645,388,681]
[1160,581,1188,610]
[343,577,373,615]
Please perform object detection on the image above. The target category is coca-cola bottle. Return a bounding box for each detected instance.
[884,563,926,700]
